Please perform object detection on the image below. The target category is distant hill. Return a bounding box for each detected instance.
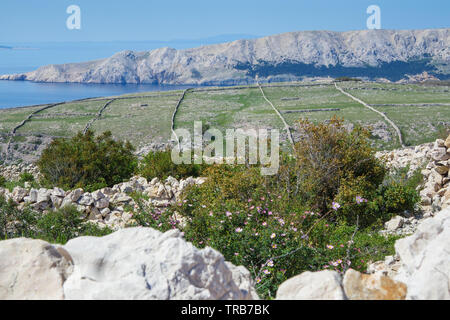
[1,29,449,84]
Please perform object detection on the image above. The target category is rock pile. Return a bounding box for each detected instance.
[419,136,450,212]
[0,227,258,300]
[368,207,450,299]
[375,135,450,235]
[0,163,40,181]
[0,175,206,229]
[375,142,433,177]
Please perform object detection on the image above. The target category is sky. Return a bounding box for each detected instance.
[0,0,449,42]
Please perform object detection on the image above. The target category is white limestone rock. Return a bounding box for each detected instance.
[276,270,345,300]
[62,227,257,300]
[394,207,450,299]
[0,238,73,300]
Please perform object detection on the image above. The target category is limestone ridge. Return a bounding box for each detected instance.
[1,29,449,84]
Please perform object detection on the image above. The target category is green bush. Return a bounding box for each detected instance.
[0,195,38,239]
[130,163,398,299]
[381,183,420,214]
[293,117,386,217]
[36,205,112,244]
[37,130,138,191]
[19,171,34,183]
[0,196,112,243]
[139,149,207,180]
[0,175,6,188]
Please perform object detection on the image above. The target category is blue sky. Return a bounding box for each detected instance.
[0,0,449,42]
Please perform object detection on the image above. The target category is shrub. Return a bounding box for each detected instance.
[37,130,137,191]
[0,195,38,239]
[0,175,6,188]
[381,182,420,214]
[293,117,386,216]
[131,163,398,299]
[36,205,112,244]
[19,171,34,183]
[139,149,207,180]
[0,197,112,243]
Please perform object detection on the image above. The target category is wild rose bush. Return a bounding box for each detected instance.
[130,165,399,299]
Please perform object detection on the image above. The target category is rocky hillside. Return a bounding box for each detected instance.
[1,29,449,84]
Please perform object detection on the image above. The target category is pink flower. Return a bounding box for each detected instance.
[262,222,267,226]
[263,269,270,275]
[327,245,334,249]
[270,233,276,239]
[356,196,368,204]
[332,202,341,211]
[235,227,243,233]
[267,260,274,267]
[272,244,277,249]
[226,211,232,217]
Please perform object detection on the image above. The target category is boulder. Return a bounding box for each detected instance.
[52,187,66,198]
[36,188,51,204]
[0,238,73,300]
[445,135,450,149]
[394,207,450,299]
[384,216,404,231]
[12,187,27,202]
[78,193,94,206]
[276,270,345,300]
[343,269,407,300]
[431,147,449,161]
[62,227,257,300]
[94,197,109,209]
[70,188,84,202]
[23,188,38,203]
[91,190,105,201]
[50,195,63,208]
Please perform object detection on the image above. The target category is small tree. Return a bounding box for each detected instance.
[37,130,137,190]
[293,117,386,216]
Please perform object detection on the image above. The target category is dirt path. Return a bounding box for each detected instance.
[334,83,405,148]
[258,83,294,147]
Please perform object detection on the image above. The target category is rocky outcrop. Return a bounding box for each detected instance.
[0,227,258,300]
[0,175,205,230]
[0,238,73,300]
[63,227,257,300]
[276,270,346,300]
[367,207,450,299]
[393,207,450,299]
[375,135,450,236]
[275,269,406,300]
[1,29,449,84]
[343,269,407,300]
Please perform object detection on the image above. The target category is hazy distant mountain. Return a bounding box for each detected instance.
[1,29,449,84]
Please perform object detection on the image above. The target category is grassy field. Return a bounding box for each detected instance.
[0,81,449,162]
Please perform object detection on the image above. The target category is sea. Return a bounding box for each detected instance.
[0,38,253,109]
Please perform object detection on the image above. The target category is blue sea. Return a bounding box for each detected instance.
[0,37,255,109]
